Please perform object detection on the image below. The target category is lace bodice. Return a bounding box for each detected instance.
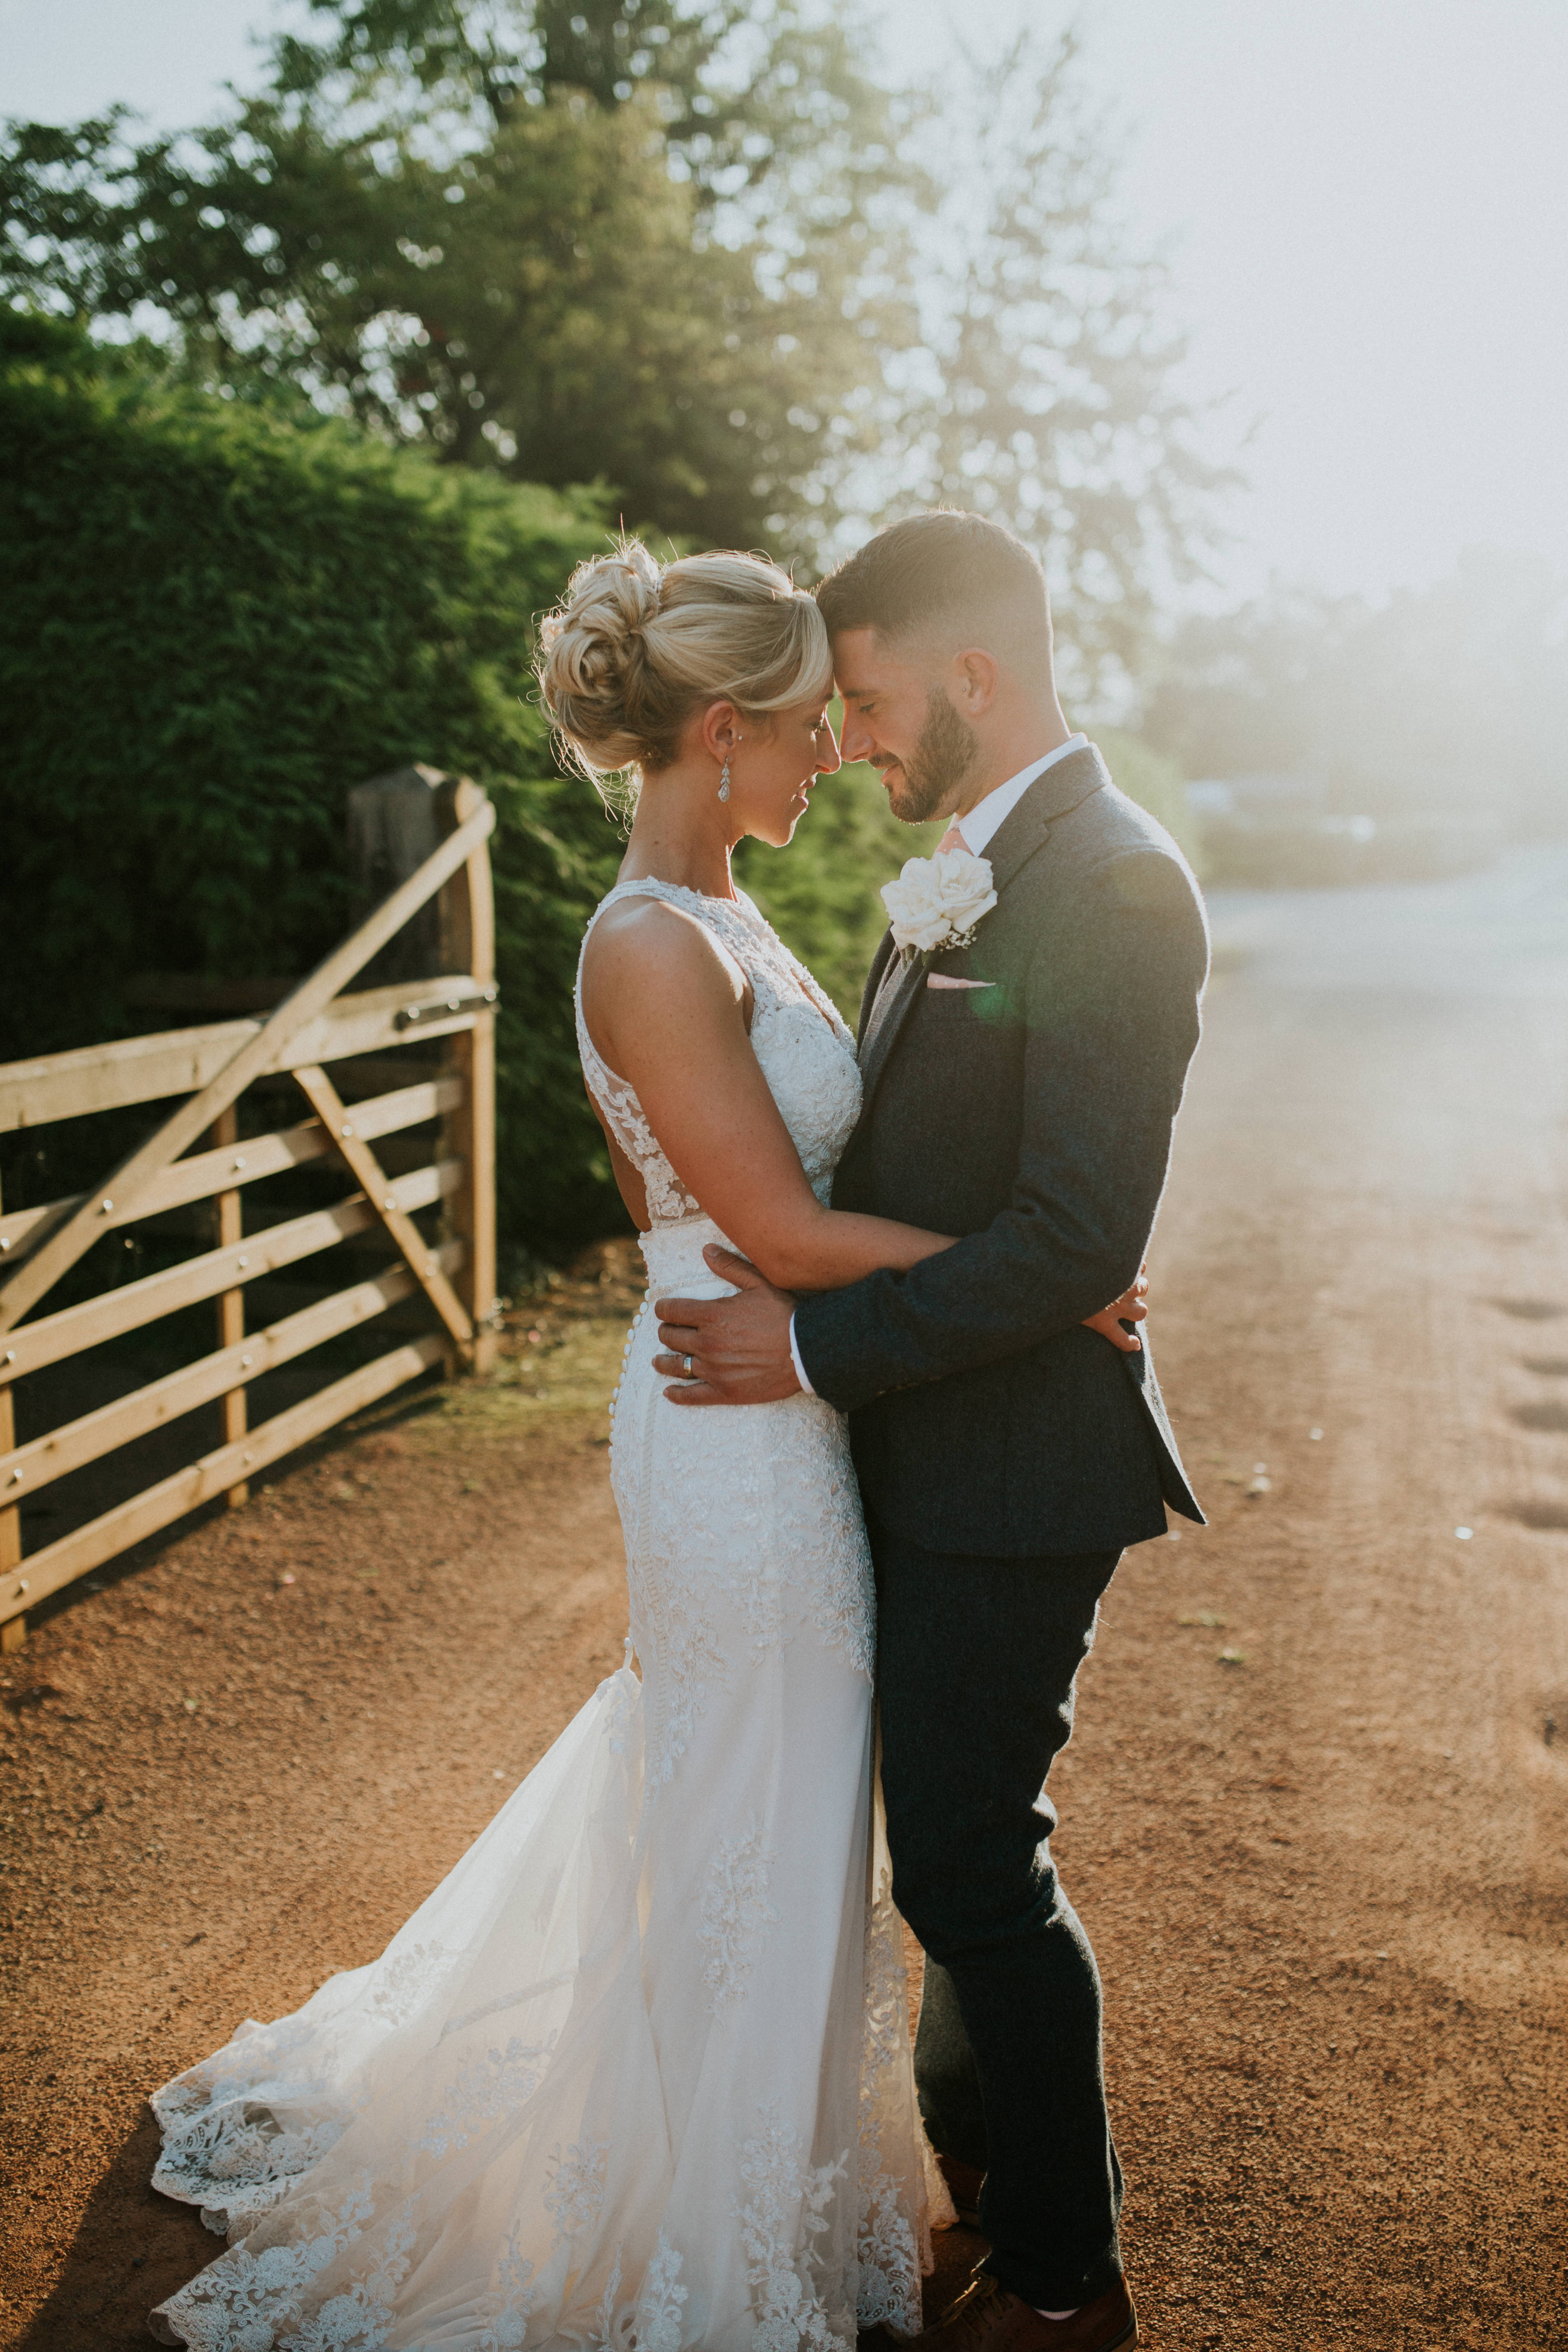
[575,879,862,1226]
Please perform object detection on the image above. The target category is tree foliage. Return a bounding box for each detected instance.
[275,0,905,219]
[840,26,1233,702]
[0,0,912,551]
[0,6,1228,629]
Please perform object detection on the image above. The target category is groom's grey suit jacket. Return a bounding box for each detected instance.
[792,743,1209,1558]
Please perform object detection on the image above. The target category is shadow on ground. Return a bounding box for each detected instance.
[16,2111,214,2351]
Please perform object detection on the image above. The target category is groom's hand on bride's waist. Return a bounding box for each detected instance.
[653,1246,802,1405]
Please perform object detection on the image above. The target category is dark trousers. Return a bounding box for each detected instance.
[870,1520,1124,2312]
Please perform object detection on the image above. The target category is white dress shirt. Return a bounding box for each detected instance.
[950,735,1087,856]
[787,735,1090,1394]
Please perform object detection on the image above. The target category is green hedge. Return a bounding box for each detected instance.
[0,316,632,1251]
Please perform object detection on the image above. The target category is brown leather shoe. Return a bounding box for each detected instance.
[909,2269,1137,2352]
[937,2152,985,2229]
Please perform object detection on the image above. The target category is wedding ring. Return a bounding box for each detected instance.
[682,1354,693,1377]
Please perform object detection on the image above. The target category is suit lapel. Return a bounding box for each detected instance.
[857,930,899,1050]
[983,743,1109,897]
[856,944,925,1104]
[853,743,1111,1121]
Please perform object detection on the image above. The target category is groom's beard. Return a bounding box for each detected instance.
[883,689,980,824]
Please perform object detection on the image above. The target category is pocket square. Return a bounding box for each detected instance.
[926,974,996,991]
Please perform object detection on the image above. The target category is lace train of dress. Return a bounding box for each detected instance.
[149,884,947,2351]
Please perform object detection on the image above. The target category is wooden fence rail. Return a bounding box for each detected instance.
[0,776,498,1648]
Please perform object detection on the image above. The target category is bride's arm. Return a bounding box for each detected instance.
[582,897,954,1290]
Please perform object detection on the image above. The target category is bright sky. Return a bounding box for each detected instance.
[4,0,1565,605]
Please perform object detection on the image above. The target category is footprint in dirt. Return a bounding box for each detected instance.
[1512,1400,1568,1433]
[1513,1500,1568,1531]
[1493,1298,1567,1321]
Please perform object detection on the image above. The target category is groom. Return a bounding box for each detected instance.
[653,511,1207,2352]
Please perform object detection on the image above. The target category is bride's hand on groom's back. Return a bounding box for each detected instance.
[653,1247,802,1405]
[1082,1264,1149,1354]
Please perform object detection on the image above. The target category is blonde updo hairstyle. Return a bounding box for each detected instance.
[535,540,833,806]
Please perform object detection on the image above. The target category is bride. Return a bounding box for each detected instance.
[147,544,1136,2352]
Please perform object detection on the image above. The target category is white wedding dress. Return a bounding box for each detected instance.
[149,879,947,2352]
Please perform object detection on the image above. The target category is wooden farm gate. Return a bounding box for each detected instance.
[0,776,499,1650]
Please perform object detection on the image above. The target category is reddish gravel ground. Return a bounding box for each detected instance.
[3,856,1566,2350]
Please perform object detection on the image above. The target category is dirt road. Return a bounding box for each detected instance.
[4,854,1566,2349]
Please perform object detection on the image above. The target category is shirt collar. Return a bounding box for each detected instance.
[954,735,1089,858]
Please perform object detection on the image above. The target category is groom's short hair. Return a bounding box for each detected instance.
[815,511,1052,665]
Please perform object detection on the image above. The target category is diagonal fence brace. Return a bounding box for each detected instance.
[291,1064,474,1356]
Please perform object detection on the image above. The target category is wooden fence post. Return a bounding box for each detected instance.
[209,1106,249,1508]
[438,779,498,1377]
[0,1173,22,1651]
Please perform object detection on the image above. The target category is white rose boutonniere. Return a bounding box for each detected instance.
[880,847,998,961]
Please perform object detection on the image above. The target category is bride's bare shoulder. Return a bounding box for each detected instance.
[582,893,747,1013]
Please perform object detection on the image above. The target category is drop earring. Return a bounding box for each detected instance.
[718,735,740,802]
